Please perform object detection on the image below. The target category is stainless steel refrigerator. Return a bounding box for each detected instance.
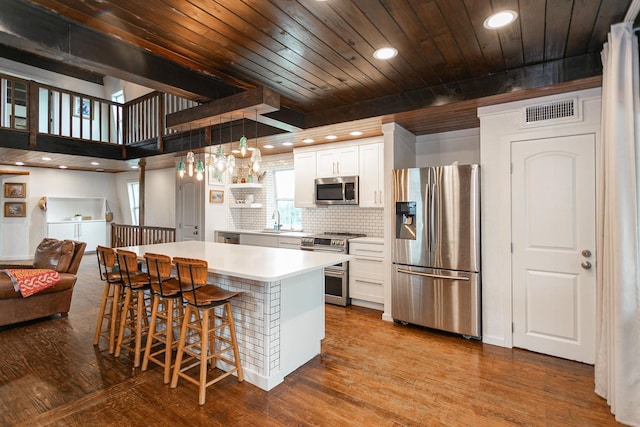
[392,165,481,338]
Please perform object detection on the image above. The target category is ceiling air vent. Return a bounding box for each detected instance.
[523,98,579,126]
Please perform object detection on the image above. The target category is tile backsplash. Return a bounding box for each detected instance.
[226,153,384,237]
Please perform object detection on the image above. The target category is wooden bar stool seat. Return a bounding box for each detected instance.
[94,245,126,354]
[170,257,243,405]
[114,249,151,368]
[141,253,185,384]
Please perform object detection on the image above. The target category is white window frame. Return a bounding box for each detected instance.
[127,181,140,226]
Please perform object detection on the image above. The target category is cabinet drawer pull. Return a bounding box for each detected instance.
[354,279,382,286]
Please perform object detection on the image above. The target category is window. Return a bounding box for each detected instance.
[273,169,301,230]
[127,181,140,225]
[111,90,124,144]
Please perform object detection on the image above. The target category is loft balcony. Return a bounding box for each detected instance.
[0,71,204,167]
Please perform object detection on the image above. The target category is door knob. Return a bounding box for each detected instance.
[581,261,592,270]
[581,249,592,257]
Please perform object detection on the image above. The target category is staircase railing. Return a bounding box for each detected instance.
[111,223,176,248]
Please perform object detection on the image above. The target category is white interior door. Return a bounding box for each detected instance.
[176,175,203,241]
[511,134,596,363]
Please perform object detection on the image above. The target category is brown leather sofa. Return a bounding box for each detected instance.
[0,238,87,327]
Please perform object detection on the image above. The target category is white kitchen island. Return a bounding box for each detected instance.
[122,240,350,391]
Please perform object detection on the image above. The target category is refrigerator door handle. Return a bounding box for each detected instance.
[425,183,431,256]
[430,183,437,256]
[397,268,470,282]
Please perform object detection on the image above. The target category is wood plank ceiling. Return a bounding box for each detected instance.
[0,0,632,171]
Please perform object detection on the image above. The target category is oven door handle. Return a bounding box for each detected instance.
[324,269,346,278]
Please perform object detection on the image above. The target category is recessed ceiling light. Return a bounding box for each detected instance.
[282,142,293,146]
[59,165,67,169]
[483,10,518,29]
[263,144,274,149]
[373,47,398,60]
[302,138,314,143]
[326,135,337,140]
[91,161,100,166]
[350,131,363,136]
[131,165,139,169]
[42,156,52,161]
[15,162,24,166]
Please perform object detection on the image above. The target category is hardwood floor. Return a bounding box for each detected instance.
[0,254,620,426]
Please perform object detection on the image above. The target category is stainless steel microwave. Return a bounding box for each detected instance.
[314,176,359,205]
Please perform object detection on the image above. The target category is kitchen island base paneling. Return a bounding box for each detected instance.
[211,269,324,391]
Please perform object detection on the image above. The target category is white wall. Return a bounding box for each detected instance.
[115,168,176,228]
[477,87,601,347]
[0,58,105,97]
[0,167,119,259]
[103,76,154,101]
[416,127,480,166]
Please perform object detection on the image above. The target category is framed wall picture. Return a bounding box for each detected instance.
[73,96,92,119]
[208,166,225,186]
[4,182,26,198]
[209,189,224,204]
[4,202,26,217]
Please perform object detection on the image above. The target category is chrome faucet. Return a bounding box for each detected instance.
[272,209,281,231]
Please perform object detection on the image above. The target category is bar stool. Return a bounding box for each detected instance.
[170,257,243,405]
[114,249,151,367]
[141,253,185,384]
[94,245,124,354]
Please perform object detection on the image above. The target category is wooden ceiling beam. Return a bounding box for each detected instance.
[0,0,236,102]
[166,86,281,132]
[305,53,603,129]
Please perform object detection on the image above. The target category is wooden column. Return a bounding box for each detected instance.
[27,81,38,148]
[138,158,146,229]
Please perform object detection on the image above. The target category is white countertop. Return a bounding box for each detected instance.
[122,240,350,282]
[215,228,312,238]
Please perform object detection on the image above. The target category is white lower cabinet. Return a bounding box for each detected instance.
[278,236,301,250]
[349,240,384,308]
[47,221,106,252]
[239,233,279,247]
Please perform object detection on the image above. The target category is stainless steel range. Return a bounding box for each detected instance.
[300,232,365,306]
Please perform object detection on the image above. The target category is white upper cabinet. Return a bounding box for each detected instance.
[358,143,384,208]
[294,151,316,208]
[315,146,359,178]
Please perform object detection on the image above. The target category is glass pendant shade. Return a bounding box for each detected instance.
[251,148,262,172]
[227,153,236,174]
[214,145,227,172]
[186,151,195,177]
[177,161,186,178]
[239,135,248,157]
[195,160,205,181]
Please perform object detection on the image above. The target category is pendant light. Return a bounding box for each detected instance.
[238,115,248,157]
[195,128,205,181]
[186,150,195,177]
[227,115,236,174]
[177,160,186,178]
[211,117,227,172]
[177,129,189,178]
[182,127,195,177]
[206,120,215,171]
[250,109,262,172]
